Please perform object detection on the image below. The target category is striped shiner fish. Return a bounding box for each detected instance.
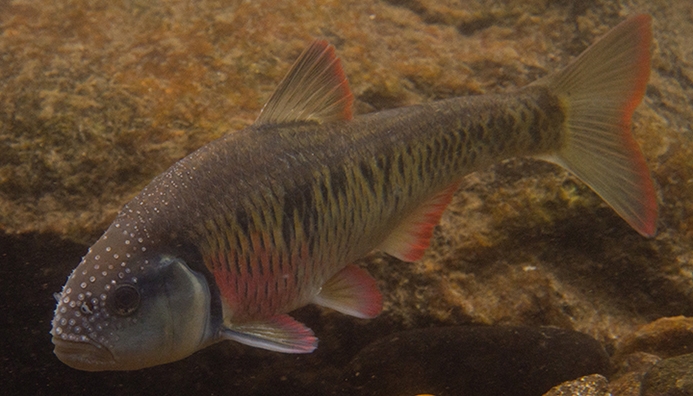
[51,14,657,371]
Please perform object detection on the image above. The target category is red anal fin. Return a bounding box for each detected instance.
[256,39,353,125]
[312,264,383,319]
[378,182,460,262]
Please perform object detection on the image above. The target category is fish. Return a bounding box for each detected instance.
[51,14,657,371]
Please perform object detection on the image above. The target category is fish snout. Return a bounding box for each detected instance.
[52,336,116,371]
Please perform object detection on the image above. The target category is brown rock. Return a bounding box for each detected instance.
[542,374,610,396]
[641,353,693,396]
[615,316,693,361]
[342,326,611,396]
[610,352,662,396]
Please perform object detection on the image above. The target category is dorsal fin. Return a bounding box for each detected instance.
[256,39,354,125]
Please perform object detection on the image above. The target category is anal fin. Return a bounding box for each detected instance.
[221,314,317,353]
[313,264,383,319]
[378,182,459,262]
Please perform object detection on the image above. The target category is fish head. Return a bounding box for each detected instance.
[51,222,217,371]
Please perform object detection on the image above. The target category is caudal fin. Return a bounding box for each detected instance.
[535,14,657,236]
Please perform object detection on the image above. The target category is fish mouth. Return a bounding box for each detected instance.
[52,336,116,371]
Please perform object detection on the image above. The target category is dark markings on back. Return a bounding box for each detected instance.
[396,152,405,178]
[444,135,456,170]
[359,161,376,193]
[423,143,433,177]
[281,182,316,251]
[276,253,284,275]
[236,207,250,240]
[377,155,392,202]
[329,165,348,202]
[319,180,330,203]
[471,123,484,143]
[281,203,294,253]
[243,253,253,278]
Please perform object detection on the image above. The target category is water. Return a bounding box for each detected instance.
[1,1,692,395]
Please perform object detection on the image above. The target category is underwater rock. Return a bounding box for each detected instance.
[609,352,661,396]
[341,325,611,396]
[614,316,693,362]
[541,374,610,396]
[609,316,693,395]
[641,353,693,396]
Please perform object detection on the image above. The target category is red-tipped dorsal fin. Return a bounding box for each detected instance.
[313,264,383,319]
[534,14,657,236]
[378,182,460,262]
[256,39,353,125]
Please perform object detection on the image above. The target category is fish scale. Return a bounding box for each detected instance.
[174,85,563,321]
[52,15,657,371]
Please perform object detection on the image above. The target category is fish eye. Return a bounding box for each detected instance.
[111,284,140,316]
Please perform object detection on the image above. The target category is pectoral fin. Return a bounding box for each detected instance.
[313,264,383,319]
[221,314,317,353]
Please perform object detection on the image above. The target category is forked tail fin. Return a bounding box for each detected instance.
[535,14,658,236]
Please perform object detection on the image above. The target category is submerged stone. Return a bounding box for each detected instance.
[341,325,611,396]
[611,316,693,395]
[641,353,693,396]
[614,316,693,362]
[542,374,610,396]
[609,352,662,396]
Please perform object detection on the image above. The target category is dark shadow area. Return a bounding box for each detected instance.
[0,232,398,395]
[0,231,618,396]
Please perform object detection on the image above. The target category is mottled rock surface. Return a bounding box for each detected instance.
[2,0,693,395]
[543,374,610,396]
[641,353,693,396]
[614,316,693,362]
[342,326,611,396]
[610,316,693,396]
[610,352,661,396]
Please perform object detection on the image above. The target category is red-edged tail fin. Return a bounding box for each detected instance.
[534,14,657,236]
